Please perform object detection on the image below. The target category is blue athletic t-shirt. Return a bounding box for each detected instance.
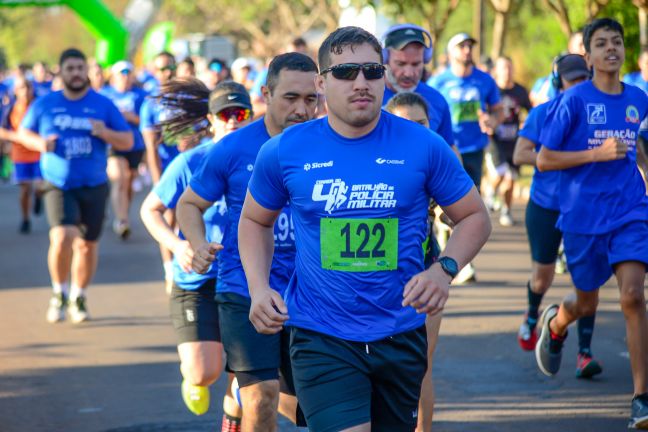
[154,138,227,290]
[428,67,501,153]
[32,80,53,99]
[519,100,560,211]
[530,74,558,104]
[623,72,648,140]
[248,112,474,342]
[21,89,130,190]
[539,80,648,234]
[101,85,147,152]
[190,118,296,297]
[140,96,180,170]
[383,81,454,146]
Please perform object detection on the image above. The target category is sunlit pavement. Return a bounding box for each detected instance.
[0,184,638,431]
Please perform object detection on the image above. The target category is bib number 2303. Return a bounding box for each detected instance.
[320,218,398,272]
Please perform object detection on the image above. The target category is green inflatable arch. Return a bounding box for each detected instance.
[0,0,128,66]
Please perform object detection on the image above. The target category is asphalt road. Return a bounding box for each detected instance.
[0,183,642,431]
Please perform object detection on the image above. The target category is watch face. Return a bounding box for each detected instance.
[440,257,458,276]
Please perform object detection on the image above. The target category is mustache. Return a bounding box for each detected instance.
[349,91,375,102]
[286,114,308,123]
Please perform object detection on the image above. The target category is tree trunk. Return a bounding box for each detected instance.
[542,0,571,37]
[491,10,507,59]
[473,0,485,62]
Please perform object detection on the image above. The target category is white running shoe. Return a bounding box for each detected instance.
[68,296,90,323]
[499,212,514,227]
[46,293,67,323]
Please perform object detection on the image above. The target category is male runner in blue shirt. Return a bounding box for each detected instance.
[381,23,454,148]
[513,54,602,378]
[428,32,503,191]
[535,18,648,429]
[101,61,147,239]
[16,48,132,324]
[176,52,319,431]
[238,26,491,431]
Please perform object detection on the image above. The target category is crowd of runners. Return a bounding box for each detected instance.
[1,16,648,432]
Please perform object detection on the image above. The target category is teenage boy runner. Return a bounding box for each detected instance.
[238,26,491,431]
[513,54,602,378]
[535,18,648,429]
[176,53,319,431]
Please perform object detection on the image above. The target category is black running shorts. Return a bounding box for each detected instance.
[216,292,295,394]
[109,149,145,170]
[461,149,485,192]
[43,181,109,242]
[289,325,427,432]
[170,278,220,344]
[525,198,562,264]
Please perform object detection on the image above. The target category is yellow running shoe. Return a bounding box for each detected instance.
[181,380,210,415]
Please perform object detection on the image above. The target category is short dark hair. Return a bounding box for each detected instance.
[59,48,86,66]
[384,92,430,121]
[318,26,383,71]
[266,52,318,94]
[583,18,624,53]
[291,37,308,48]
[156,51,176,63]
[179,57,195,67]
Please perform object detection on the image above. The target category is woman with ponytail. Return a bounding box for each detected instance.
[141,78,253,429]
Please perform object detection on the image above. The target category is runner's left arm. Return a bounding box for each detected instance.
[90,120,133,151]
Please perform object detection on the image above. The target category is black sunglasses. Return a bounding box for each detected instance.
[320,63,386,80]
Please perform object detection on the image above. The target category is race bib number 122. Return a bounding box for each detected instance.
[320,218,398,272]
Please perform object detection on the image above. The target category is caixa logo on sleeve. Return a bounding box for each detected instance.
[587,104,607,125]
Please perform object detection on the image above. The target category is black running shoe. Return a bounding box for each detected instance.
[33,196,42,215]
[19,219,30,234]
[630,394,648,429]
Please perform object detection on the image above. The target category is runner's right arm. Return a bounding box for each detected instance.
[141,191,195,273]
[512,136,537,166]
[537,139,627,171]
[14,128,55,153]
[239,190,288,334]
[176,186,220,274]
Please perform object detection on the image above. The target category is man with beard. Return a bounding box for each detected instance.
[16,48,132,323]
[381,24,454,148]
[238,27,491,431]
[176,52,319,431]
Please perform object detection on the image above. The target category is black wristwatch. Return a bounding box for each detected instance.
[437,256,459,279]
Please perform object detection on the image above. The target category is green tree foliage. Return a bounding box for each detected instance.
[159,0,341,58]
[375,0,642,86]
